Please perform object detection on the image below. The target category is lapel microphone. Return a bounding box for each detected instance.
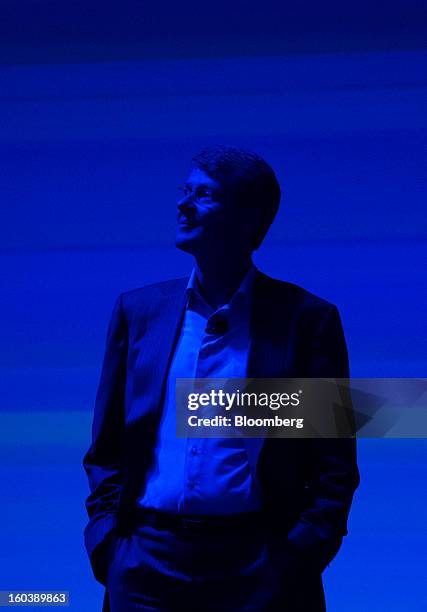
[205,314,228,336]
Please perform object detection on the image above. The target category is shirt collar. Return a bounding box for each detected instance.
[186,263,256,316]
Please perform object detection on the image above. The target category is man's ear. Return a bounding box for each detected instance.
[251,231,261,251]
[251,213,265,251]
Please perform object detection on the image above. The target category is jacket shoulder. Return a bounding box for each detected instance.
[119,276,188,314]
[257,271,337,316]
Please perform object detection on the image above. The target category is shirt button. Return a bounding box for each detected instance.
[190,446,198,455]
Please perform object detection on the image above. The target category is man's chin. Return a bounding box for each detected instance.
[175,234,198,254]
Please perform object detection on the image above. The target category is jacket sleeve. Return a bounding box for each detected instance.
[286,305,360,573]
[83,293,128,585]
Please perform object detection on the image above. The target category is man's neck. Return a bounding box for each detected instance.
[194,256,253,311]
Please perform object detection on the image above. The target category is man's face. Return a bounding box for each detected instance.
[175,167,254,258]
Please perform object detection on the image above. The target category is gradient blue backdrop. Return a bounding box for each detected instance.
[1,4,426,609]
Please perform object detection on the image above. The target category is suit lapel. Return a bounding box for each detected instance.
[247,269,292,378]
[128,278,189,424]
[149,280,189,419]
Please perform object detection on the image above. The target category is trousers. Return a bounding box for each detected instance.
[105,519,325,611]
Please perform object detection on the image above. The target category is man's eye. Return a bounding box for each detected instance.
[197,188,214,199]
[178,185,216,201]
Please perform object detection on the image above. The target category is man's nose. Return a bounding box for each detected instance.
[177,196,196,214]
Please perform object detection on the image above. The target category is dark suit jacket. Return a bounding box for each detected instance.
[83,268,360,611]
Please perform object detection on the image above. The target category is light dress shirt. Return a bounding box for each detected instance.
[137,264,264,515]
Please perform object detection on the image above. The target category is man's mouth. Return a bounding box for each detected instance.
[178,218,198,228]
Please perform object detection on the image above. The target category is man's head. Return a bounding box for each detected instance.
[175,145,281,260]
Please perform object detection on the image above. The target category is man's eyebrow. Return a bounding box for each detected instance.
[183,182,215,190]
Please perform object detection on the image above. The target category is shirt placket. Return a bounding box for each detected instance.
[182,305,228,513]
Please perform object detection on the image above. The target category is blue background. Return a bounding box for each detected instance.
[1,2,426,609]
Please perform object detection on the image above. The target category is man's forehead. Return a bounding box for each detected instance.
[185,167,219,187]
[185,166,237,194]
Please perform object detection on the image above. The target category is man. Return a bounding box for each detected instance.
[83,146,359,611]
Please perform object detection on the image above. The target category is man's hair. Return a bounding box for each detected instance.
[191,145,281,250]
